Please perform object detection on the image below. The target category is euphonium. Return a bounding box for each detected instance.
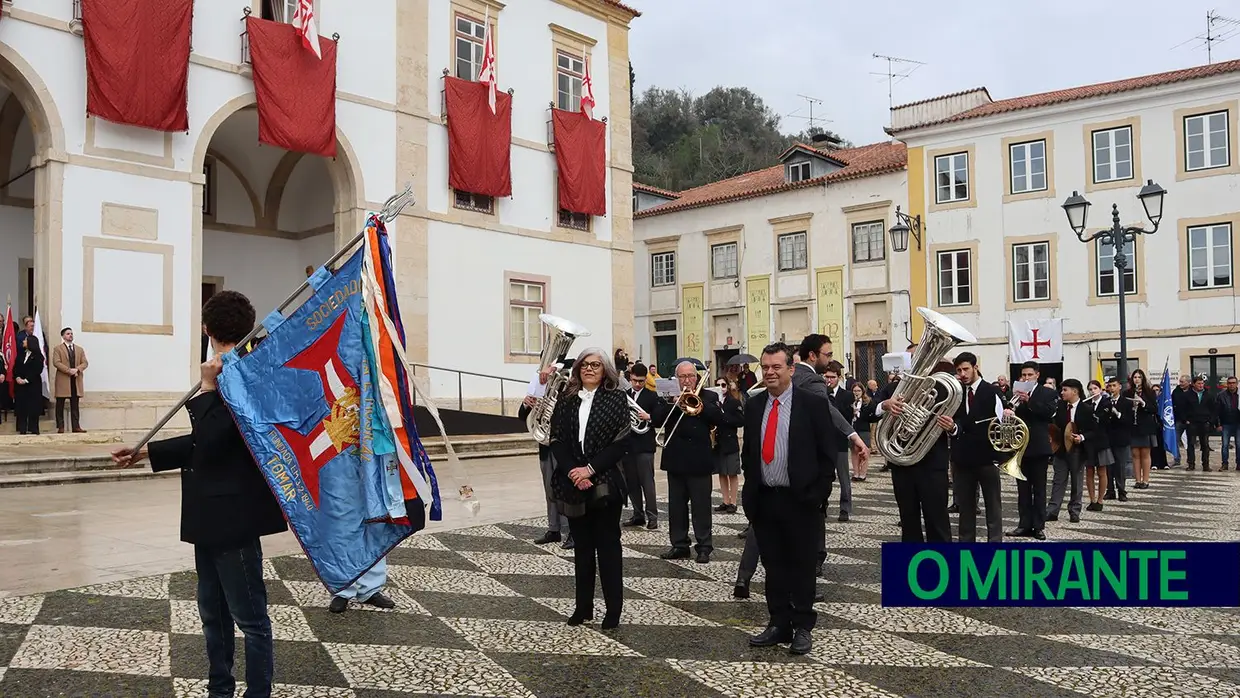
[626,394,651,434]
[525,314,591,446]
[987,394,1029,480]
[873,307,977,466]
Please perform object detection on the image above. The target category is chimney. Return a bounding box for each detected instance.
[811,132,842,151]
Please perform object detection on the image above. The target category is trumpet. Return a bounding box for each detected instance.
[655,369,707,448]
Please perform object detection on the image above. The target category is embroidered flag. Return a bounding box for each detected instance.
[1,303,13,399]
[580,48,595,119]
[477,10,497,114]
[217,216,441,593]
[1160,362,1179,459]
[292,0,322,59]
[1007,319,1063,364]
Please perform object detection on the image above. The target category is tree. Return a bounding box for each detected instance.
[629,61,635,105]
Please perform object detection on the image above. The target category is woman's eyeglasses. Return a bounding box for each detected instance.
[580,361,604,371]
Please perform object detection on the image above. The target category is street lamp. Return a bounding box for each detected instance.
[887,205,922,253]
[1061,179,1167,382]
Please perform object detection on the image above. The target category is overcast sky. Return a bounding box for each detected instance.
[625,0,1240,146]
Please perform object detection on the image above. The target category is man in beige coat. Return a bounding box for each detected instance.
[52,327,87,433]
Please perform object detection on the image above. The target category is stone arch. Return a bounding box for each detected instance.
[204,147,263,225]
[262,149,303,229]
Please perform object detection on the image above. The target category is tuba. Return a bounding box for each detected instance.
[525,314,591,446]
[874,307,977,466]
[987,394,1029,480]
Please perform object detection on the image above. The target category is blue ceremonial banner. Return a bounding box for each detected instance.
[881,543,1240,607]
[1160,364,1179,459]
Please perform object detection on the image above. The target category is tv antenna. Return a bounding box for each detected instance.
[871,53,926,111]
[794,94,826,131]
[1172,9,1240,63]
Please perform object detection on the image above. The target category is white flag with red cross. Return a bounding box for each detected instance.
[292,0,322,59]
[478,11,497,114]
[580,49,596,119]
[1008,319,1064,364]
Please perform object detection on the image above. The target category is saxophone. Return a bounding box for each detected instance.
[873,307,977,466]
[525,314,590,446]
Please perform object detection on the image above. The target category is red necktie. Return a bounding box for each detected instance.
[967,385,974,411]
[1068,403,1074,423]
[762,398,780,464]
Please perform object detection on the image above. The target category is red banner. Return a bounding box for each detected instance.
[444,77,512,198]
[2,304,13,399]
[83,0,192,132]
[247,17,337,158]
[552,109,607,216]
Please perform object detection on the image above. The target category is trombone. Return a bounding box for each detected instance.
[655,367,707,448]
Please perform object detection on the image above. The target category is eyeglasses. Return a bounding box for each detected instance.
[580,361,603,370]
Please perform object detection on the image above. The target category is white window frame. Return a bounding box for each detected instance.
[454,13,486,81]
[1092,126,1134,184]
[1187,222,1233,290]
[934,152,969,204]
[1095,238,1137,297]
[936,249,972,307]
[508,280,546,355]
[556,50,584,112]
[786,161,811,183]
[1184,110,1231,171]
[777,232,808,272]
[651,251,675,287]
[711,242,738,279]
[1011,241,1050,302]
[1008,139,1047,194]
[851,220,885,263]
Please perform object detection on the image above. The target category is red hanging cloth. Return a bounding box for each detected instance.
[552,109,607,216]
[444,76,512,198]
[246,16,337,158]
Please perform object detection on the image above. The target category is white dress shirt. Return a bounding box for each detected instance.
[577,387,596,445]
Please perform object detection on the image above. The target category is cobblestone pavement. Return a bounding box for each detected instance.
[0,467,1237,697]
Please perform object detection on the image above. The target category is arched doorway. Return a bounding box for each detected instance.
[192,96,364,363]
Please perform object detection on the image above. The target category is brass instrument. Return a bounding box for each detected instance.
[986,394,1028,480]
[1064,422,1077,452]
[525,314,591,445]
[655,364,708,448]
[626,394,651,434]
[874,307,977,466]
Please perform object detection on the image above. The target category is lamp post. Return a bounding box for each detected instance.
[887,205,921,253]
[1061,179,1167,382]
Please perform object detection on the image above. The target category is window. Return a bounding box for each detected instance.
[851,220,884,263]
[1100,358,1141,380]
[1188,223,1232,289]
[1184,111,1230,171]
[777,232,807,271]
[1092,126,1133,183]
[202,160,215,217]
[1191,354,1237,390]
[1009,140,1047,194]
[1096,238,1137,296]
[508,280,545,355]
[556,50,584,111]
[786,161,811,183]
[453,190,494,214]
[632,194,638,212]
[651,251,675,287]
[936,249,972,306]
[260,0,299,22]
[558,209,589,231]
[711,242,738,279]
[1011,241,1050,302]
[454,13,486,80]
[934,152,969,204]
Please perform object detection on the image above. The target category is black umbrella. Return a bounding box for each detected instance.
[673,356,707,371]
[726,353,759,366]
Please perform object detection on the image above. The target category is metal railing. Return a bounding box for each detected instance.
[409,363,530,416]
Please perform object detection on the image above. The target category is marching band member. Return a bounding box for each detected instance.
[713,379,745,514]
[548,348,632,630]
[1103,377,1132,501]
[948,352,1004,542]
[1081,379,1113,511]
[622,363,658,529]
[1047,378,1088,524]
[1126,369,1160,489]
[1005,361,1057,541]
[521,358,574,549]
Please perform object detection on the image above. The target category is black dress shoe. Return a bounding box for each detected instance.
[660,548,690,560]
[329,596,349,614]
[534,531,562,545]
[1005,527,1031,537]
[567,609,594,626]
[726,504,738,514]
[1069,514,1080,523]
[838,512,849,523]
[362,592,396,609]
[623,518,645,527]
[1104,491,1116,500]
[646,521,658,530]
[1118,492,1128,501]
[562,535,575,550]
[947,504,959,514]
[749,625,793,647]
[1045,514,1059,522]
[695,550,710,564]
[1030,529,1046,540]
[601,611,620,630]
[789,628,813,655]
[714,503,729,512]
[733,582,750,599]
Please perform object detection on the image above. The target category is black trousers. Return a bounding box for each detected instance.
[622,452,657,524]
[1016,456,1050,532]
[752,487,819,631]
[567,500,624,616]
[955,460,1003,542]
[890,464,951,542]
[1186,422,1212,466]
[667,473,713,554]
[56,396,80,430]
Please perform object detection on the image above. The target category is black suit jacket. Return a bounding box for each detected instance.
[1078,394,1111,452]
[862,378,950,470]
[1014,383,1058,459]
[1053,399,1097,451]
[951,379,1001,466]
[712,393,746,456]
[1103,392,1133,447]
[826,384,852,414]
[652,388,727,476]
[740,386,838,513]
[148,391,289,548]
[627,387,659,454]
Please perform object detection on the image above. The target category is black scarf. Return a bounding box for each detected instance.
[549,387,630,509]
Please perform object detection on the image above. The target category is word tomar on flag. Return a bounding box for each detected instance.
[218,217,441,593]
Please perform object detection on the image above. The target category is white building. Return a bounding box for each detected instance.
[0,0,638,431]
[632,140,909,382]
[888,59,1240,387]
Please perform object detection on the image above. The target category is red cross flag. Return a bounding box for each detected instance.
[292,0,321,59]
[1008,319,1064,364]
[580,49,596,119]
[477,11,497,114]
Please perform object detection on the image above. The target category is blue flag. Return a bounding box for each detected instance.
[217,220,440,593]
[1160,364,1179,458]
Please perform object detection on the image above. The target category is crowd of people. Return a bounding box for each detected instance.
[0,315,89,434]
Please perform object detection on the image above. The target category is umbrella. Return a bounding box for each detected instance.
[673,356,707,371]
[726,353,759,366]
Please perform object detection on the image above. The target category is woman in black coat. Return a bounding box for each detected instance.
[1125,369,1159,489]
[548,347,631,630]
[711,380,745,514]
[1080,380,1113,510]
[13,336,43,434]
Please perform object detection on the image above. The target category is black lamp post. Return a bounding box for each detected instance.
[887,205,922,253]
[1061,179,1167,382]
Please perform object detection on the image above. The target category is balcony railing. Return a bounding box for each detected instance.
[69,0,82,35]
[409,362,530,417]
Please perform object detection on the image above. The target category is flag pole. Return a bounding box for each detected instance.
[127,183,414,456]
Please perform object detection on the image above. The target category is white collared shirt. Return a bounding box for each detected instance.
[578,387,596,444]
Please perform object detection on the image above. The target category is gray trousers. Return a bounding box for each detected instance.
[540,453,570,534]
[833,452,852,515]
[623,452,658,524]
[667,473,713,554]
[1047,450,1084,519]
[1107,445,1131,496]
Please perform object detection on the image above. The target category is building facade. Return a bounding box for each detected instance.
[0,0,637,431]
[632,141,909,383]
[889,60,1240,387]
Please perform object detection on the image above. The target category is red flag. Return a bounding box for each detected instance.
[2,303,14,400]
[552,109,606,216]
[445,76,511,197]
[477,14,497,115]
[580,52,595,120]
[291,0,322,59]
[82,0,191,131]
[247,17,337,158]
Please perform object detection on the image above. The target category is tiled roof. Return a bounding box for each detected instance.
[777,142,848,165]
[596,0,641,17]
[890,59,1240,132]
[633,182,680,198]
[634,141,907,218]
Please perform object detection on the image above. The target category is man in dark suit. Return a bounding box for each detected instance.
[743,342,837,656]
[1005,361,1058,540]
[1102,377,1132,501]
[651,360,730,563]
[822,360,856,523]
[622,363,658,529]
[111,290,288,698]
[1048,378,1089,523]
[949,352,1004,542]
